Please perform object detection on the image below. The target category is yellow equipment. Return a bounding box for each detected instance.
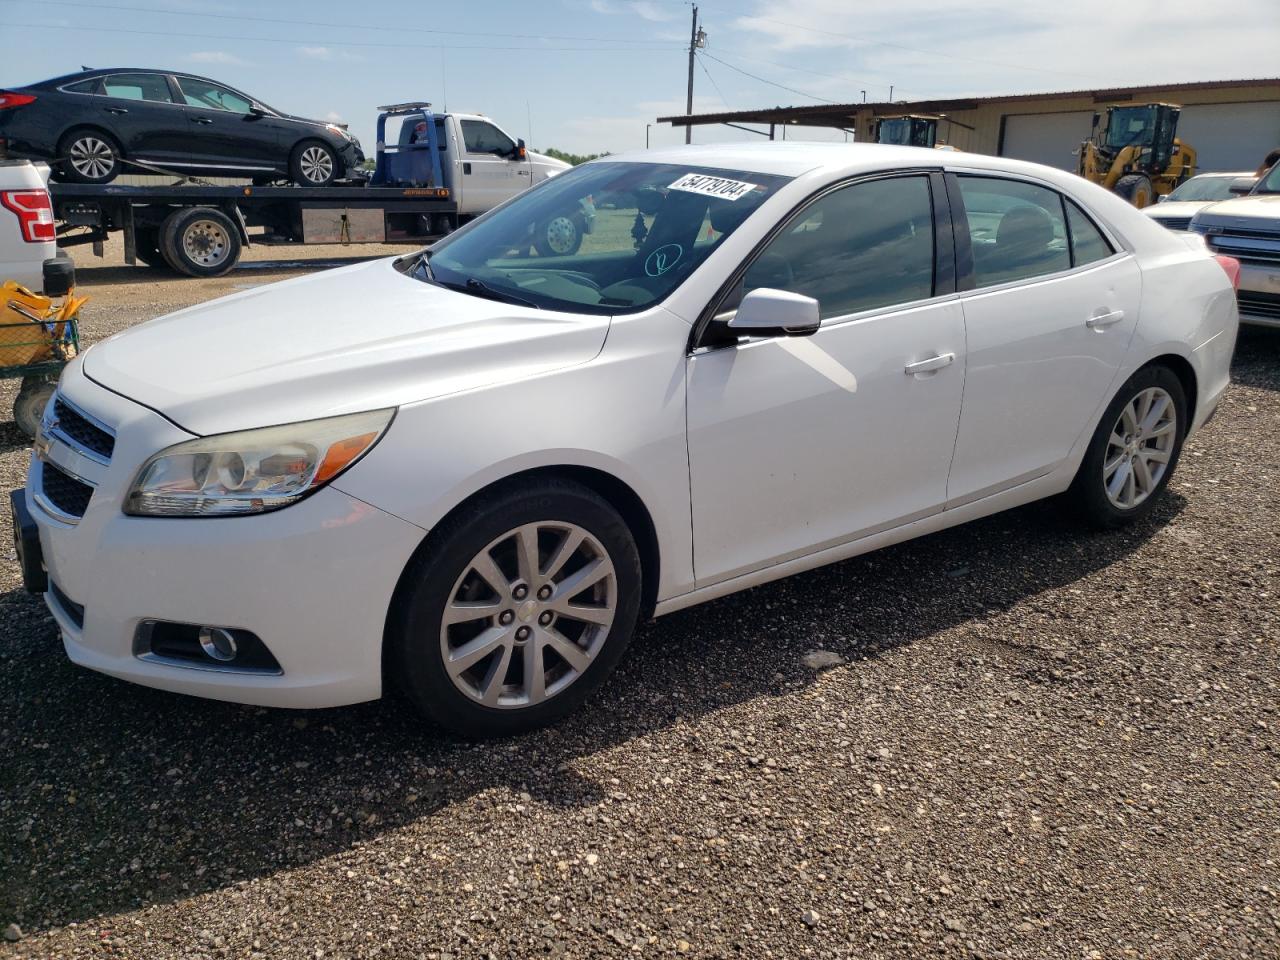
[873,115,947,149]
[1077,103,1197,208]
[0,270,85,437]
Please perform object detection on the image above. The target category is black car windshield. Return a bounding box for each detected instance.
[1166,176,1242,202]
[419,162,790,314]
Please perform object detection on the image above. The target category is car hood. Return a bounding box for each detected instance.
[82,258,610,437]
[1144,200,1215,219]
[1193,194,1280,228]
[527,150,571,172]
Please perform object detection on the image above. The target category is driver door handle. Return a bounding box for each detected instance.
[1086,309,1125,328]
[190,116,213,125]
[904,353,955,375]
[105,107,128,115]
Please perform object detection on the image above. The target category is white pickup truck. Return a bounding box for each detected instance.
[0,159,58,289]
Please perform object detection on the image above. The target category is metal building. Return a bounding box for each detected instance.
[659,78,1280,173]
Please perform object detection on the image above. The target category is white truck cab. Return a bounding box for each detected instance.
[433,112,569,216]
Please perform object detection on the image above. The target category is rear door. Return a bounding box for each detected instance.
[174,76,282,172]
[945,172,1142,505]
[458,118,529,213]
[97,72,189,164]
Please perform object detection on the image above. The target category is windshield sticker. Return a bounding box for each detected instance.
[668,173,759,201]
[645,244,683,277]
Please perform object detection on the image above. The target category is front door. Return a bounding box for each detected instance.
[97,72,189,164]
[173,76,283,172]
[459,119,529,214]
[686,174,967,587]
[944,173,1142,504]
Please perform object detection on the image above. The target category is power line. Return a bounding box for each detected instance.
[710,46,908,100]
[8,0,677,45]
[1,21,682,53]
[695,53,730,110]
[700,52,837,104]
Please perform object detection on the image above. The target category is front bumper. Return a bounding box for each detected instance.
[1236,261,1280,328]
[23,372,425,709]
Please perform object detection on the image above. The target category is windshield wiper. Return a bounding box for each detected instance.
[432,276,540,310]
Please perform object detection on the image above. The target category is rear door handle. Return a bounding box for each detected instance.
[190,117,213,125]
[904,353,955,375]
[105,107,128,115]
[1086,309,1125,328]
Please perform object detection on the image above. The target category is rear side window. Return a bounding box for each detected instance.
[735,175,936,321]
[62,78,101,95]
[957,176,1070,287]
[102,73,175,103]
[1065,200,1114,266]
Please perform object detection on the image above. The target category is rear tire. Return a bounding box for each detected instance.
[534,213,585,257]
[55,127,122,184]
[133,227,169,270]
[387,477,642,738]
[159,208,241,277]
[1069,365,1187,528]
[1114,173,1155,209]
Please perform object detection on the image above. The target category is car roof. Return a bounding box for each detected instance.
[39,67,225,87]
[1188,171,1254,179]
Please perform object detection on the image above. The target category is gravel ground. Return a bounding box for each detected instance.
[1,239,1278,959]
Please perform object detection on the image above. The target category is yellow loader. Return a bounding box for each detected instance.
[1077,103,1197,208]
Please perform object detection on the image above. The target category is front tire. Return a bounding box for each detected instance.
[13,376,56,439]
[1114,173,1155,209]
[388,478,642,737]
[1070,365,1187,528]
[290,140,339,187]
[56,128,122,184]
[159,208,241,277]
[534,214,585,257]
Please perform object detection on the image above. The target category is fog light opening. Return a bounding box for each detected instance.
[198,626,238,662]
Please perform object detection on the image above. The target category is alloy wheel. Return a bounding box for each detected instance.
[181,220,231,267]
[439,521,616,709]
[299,146,334,183]
[1103,386,1176,510]
[68,136,115,179]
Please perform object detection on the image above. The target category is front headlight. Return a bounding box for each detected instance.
[326,123,355,143]
[125,409,394,518]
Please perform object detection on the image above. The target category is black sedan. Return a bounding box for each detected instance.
[0,68,363,186]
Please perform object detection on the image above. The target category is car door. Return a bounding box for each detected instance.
[458,119,529,213]
[944,173,1142,505]
[685,173,967,587]
[96,72,189,164]
[173,76,282,171]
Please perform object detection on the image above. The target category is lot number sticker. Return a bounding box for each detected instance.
[668,173,759,201]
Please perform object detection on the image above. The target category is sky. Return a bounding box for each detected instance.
[3,0,1278,156]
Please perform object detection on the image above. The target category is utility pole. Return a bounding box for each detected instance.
[685,5,706,144]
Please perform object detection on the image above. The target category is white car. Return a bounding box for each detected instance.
[1143,171,1254,231]
[14,144,1239,737]
[1191,163,1280,327]
[0,158,57,289]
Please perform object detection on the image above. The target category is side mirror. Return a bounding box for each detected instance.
[1228,177,1256,196]
[515,137,527,160]
[247,102,266,117]
[727,288,820,338]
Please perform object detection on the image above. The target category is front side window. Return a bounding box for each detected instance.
[102,73,174,103]
[177,78,253,114]
[729,175,936,321]
[421,162,790,314]
[957,176,1070,287]
[461,120,515,156]
[1105,106,1155,150]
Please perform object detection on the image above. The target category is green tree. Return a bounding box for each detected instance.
[540,148,609,166]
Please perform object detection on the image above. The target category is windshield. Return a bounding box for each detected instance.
[1259,163,1280,194]
[420,162,790,314]
[878,118,934,148]
[1105,107,1155,150]
[1166,176,1244,202]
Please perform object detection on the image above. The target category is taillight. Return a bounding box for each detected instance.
[0,189,56,243]
[1213,254,1241,291]
[0,92,36,110]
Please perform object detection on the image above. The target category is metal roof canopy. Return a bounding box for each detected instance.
[657,77,1280,130]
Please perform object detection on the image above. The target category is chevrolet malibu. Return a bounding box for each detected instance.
[12,144,1239,737]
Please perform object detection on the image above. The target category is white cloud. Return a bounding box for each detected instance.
[587,0,676,21]
[186,51,245,66]
[296,46,363,62]
[325,111,344,124]
[630,1,676,21]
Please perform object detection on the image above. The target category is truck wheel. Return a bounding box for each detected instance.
[133,227,169,270]
[160,208,241,278]
[56,128,122,184]
[1114,174,1155,209]
[290,140,338,187]
[14,376,56,439]
[534,214,585,257]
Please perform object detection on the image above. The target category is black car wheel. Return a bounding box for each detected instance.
[57,128,122,184]
[290,140,339,187]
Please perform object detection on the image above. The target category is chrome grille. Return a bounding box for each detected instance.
[48,394,115,464]
[1206,231,1280,265]
[1155,217,1192,231]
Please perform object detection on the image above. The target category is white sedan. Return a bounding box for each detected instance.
[14,143,1239,736]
